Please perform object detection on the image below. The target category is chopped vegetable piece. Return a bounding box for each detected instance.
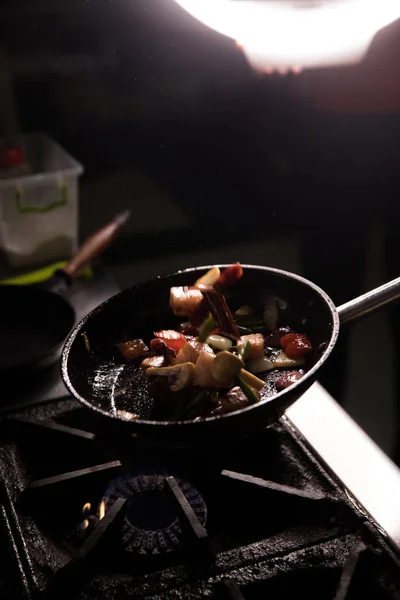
[236,376,260,405]
[263,297,279,331]
[81,332,90,353]
[247,356,275,374]
[170,286,203,316]
[237,334,264,360]
[280,333,312,359]
[146,362,195,391]
[238,339,251,361]
[154,330,187,353]
[211,351,244,386]
[121,263,314,421]
[117,339,149,362]
[214,263,243,291]
[199,286,240,340]
[273,351,305,368]
[275,371,304,390]
[212,386,249,415]
[239,369,265,392]
[197,315,217,343]
[116,410,139,421]
[195,267,221,286]
[141,355,164,369]
[206,334,233,351]
[195,350,221,388]
[175,339,211,365]
[235,305,254,317]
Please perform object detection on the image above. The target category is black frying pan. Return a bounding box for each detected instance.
[0,211,130,378]
[61,264,400,445]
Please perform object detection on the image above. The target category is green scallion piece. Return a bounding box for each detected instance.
[236,376,260,405]
[198,315,217,343]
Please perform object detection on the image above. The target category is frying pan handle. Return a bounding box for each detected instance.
[62,211,131,279]
[337,276,400,324]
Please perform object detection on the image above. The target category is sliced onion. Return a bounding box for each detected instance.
[195,267,221,286]
[247,357,275,373]
[248,351,305,373]
[206,334,233,351]
[273,351,305,368]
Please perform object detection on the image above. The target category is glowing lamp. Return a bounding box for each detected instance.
[173,0,400,70]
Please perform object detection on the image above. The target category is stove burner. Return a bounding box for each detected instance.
[99,470,207,554]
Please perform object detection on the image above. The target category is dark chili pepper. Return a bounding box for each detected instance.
[190,301,210,327]
[190,263,243,327]
[275,371,304,390]
[199,286,240,340]
[197,315,217,343]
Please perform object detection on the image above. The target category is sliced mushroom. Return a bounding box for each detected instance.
[146,362,195,391]
[239,369,265,392]
[211,351,244,386]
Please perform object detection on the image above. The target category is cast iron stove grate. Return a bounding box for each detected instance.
[0,398,400,599]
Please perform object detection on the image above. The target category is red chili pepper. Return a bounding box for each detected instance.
[280,333,312,359]
[214,263,243,291]
[153,330,187,353]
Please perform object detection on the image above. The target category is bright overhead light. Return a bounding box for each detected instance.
[173,0,400,70]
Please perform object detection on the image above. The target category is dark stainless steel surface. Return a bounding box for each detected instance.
[338,276,400,324]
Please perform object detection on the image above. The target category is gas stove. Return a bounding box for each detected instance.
[1,271,400,599]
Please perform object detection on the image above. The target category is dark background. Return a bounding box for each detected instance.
[1,0,400,458]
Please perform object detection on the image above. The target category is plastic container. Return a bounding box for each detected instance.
[0,133,83,268]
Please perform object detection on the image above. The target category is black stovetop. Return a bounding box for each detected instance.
[1,394,400,600]
[1,269,400,599]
